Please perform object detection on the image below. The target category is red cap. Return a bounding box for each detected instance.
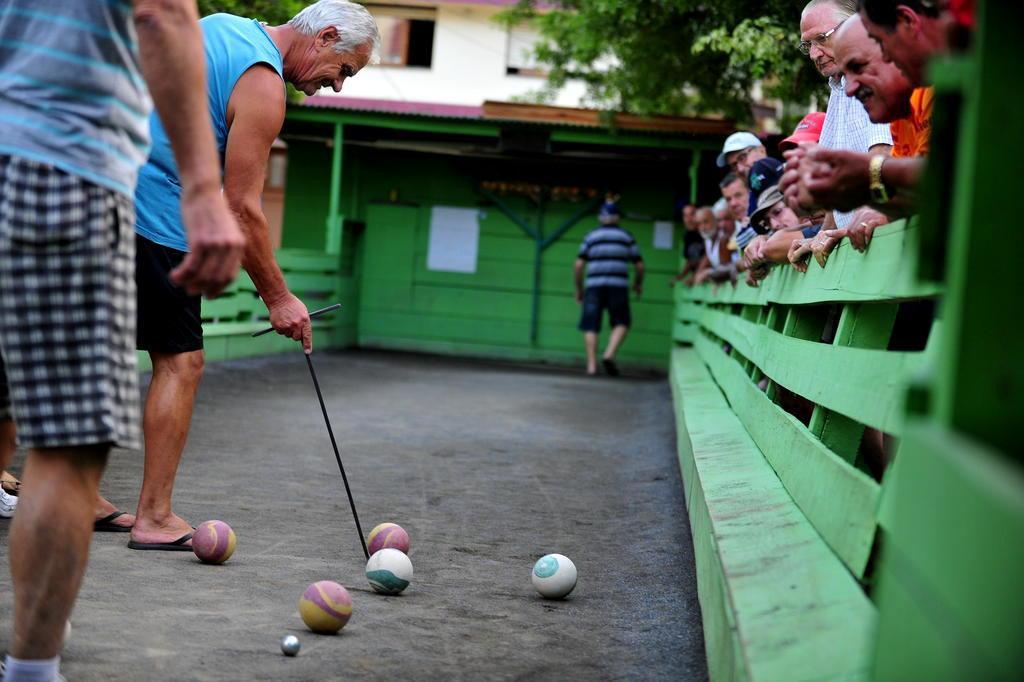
[779,112,826,152]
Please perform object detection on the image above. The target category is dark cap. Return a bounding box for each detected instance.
[746,158,784,218]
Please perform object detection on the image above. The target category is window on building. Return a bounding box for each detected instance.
[366,5,436,67]
[506,24,544,76]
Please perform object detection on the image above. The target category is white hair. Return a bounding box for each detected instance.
[712,198,729,216]
[289,0,381,63]
[802,0,858,22]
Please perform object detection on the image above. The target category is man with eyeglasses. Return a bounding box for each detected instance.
[717,131,767,178]
[781,0,966,230]
[797,0,892,236]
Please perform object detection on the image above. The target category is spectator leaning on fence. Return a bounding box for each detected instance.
[794,14,933,262]
[720,172,750,244]
[859,0,949,88]
[782,5,943,246]
[747,185,824,273]
[672,202,706,287]
[795,0,891,250]
[717,131,767,178]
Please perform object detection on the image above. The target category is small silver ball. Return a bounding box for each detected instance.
[280,634,301,656]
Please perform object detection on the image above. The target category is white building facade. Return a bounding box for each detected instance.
[328,0,588,107]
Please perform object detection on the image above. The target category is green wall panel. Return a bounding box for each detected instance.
[350,153,681,370]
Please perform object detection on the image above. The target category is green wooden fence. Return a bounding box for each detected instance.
[672,218,936,681]
[670,3,1024,678]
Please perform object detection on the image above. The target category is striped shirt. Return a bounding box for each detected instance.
[820,77,893,228]
[578,225,641,288]
[0,1,151,197]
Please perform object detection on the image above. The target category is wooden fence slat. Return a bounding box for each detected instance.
[873,423,1024,681]
[697,307,919,435]
[694,334,881,577]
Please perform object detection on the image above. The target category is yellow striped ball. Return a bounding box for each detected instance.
[298,581,353,633]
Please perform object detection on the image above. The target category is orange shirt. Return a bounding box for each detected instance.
[890,87,934,158]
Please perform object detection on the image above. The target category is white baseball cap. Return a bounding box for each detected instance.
[716,131,763,168]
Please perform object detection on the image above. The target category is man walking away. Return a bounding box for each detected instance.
[574,199,644,376]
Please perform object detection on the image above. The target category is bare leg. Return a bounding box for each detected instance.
[603,325,629,361]
[9,445,108,658]
[584,332,598,375]
[130,350,203,545]
[0,417,15,473]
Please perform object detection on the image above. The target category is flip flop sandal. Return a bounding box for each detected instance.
[94,511,134,532]
[127,532,194,551]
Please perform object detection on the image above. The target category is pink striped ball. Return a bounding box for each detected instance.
[192,520,236,565]
[299,580,353,633]
[367,522,410,555]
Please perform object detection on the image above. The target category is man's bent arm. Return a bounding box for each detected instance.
[223,66,312,350]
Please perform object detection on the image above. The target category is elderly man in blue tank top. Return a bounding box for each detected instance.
[126,0,380,551]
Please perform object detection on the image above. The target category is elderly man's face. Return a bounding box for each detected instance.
[721,179,749,223]
[715,211,733,233]
[800,3,847,79]
[696,209,716,239]
[766,202,800,232]
[290,28,372,96]
[859,8,928,87]
[726,145,766,178]
[837,16,914,124]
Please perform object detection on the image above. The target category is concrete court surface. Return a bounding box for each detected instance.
[0,350,707,681]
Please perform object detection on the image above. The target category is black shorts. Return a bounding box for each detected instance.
[136,235,203,353]
[578,286,631,333]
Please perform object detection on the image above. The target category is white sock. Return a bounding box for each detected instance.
[2,655,60,682]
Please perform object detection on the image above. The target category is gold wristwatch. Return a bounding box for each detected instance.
[869,154,890,204]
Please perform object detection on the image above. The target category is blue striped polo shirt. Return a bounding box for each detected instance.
[0,0,152,197]
[135,13,284,252]
[577,224,642,288]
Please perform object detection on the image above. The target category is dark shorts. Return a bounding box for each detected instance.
[578,286,631,333]
[136,235,203,353]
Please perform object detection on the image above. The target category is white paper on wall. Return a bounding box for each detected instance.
[427,206,480,273]
[653,221,674,250]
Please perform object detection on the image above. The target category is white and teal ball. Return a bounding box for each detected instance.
[365,548,413,595]
[532,554,577,599]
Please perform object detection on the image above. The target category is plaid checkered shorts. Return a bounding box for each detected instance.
[0,156,141,449]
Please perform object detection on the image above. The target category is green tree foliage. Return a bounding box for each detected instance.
[196,1,304,24]
[499,0,823,122]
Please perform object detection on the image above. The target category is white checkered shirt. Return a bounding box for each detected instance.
[819,77,893,228]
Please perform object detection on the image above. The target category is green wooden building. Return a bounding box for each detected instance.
[190,99,732,372]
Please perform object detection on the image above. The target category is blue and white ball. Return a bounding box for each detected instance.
[532,554,577,599]
[365,548,413,595]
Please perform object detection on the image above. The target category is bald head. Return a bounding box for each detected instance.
[834,14,914,124]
